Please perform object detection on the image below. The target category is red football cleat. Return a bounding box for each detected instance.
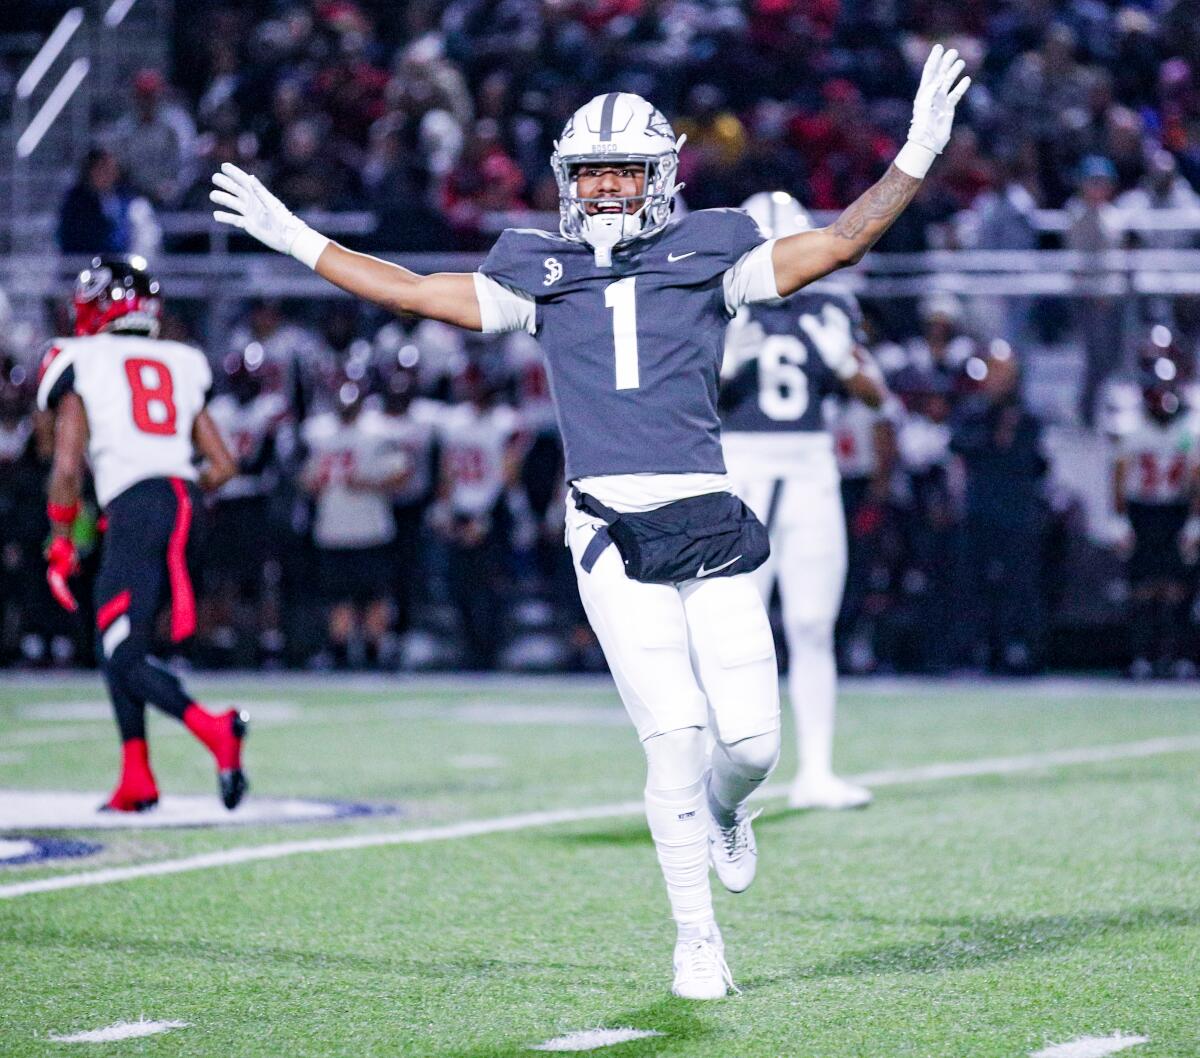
[100,739,159,813]
[184,706,249,810]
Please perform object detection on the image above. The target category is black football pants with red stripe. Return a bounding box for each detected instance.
[94,477,200,743]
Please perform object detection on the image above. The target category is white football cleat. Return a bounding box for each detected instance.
[788,773,873,811]
[672,929,738,1000]
[707,804,761,893]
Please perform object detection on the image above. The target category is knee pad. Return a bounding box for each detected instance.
[643,725,707,794]
[718,728,781,779]
[785,615,834,656]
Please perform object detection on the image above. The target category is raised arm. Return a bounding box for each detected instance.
[210,165,483,330]
[772,45,970,297]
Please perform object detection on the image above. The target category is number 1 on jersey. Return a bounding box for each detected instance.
[605,277,640,390]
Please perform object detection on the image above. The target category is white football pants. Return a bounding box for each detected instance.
[730,462,848,780]
[567,499,781,931]
[566,503,781,746]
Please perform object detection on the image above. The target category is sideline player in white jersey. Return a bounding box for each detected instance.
[1112,336,1200,677]
[205,347,289,661]
[210,47,970,999]
[721,192,890,811]
[38,256,248,812]
[300,378,410,669]
[434,361,525,669]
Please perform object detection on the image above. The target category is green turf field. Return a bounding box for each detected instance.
[0,676,1198,1057]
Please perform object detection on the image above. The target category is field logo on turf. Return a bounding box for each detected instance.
[0,791,399,832]
[0,837,102,867]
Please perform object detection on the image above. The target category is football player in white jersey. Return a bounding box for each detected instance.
[831,386,899,673]
[204,346,290,662]
[210,49,970,999]
[371,353,441,640]
[722,192,890,811]
[300,377,411,669]
[1112,337,1200,677]
[38,256,248,812]
[434,359,525,669]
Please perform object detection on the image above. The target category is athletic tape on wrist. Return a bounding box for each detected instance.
[47,501,79,526]
[895,140,937,179]
[291,227,331,270]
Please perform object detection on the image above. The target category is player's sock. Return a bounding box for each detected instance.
[707,730,780,827]
[643,727,715,936]
[786,620,837,779]
[183,704,244,769]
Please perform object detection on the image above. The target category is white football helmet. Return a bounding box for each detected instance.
[552,92,685,265]
[739,191,814,239]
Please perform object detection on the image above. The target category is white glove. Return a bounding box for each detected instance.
[896,44,971,179]
[799,303,857,379]
[209,163,329,268]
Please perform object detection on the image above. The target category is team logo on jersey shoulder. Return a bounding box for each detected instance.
[543,258,564,287]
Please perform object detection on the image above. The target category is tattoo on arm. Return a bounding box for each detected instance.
[831,165,921,245]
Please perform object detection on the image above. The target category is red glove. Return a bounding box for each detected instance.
[45,535,79,613]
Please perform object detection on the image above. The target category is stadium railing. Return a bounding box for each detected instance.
[5,245,1200,299]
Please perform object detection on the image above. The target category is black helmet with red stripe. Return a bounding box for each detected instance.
[72,255,162,338]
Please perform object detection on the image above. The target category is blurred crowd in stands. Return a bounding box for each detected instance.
[12,0,1200,675]
[55,0,1200,253]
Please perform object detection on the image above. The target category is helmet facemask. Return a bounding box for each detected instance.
[551,141,684,266]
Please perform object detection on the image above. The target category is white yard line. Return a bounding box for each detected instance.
[852,735,1200,786]
[533,1028,664,1051]
[1031,1034,1149,1057]
[2,735,1198,902]
[48,1019,188,1043]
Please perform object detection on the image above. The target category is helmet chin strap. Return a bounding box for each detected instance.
[581,212,635,267]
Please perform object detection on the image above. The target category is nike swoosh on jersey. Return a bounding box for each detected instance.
[696,555,741,578]
[667,251,697,262]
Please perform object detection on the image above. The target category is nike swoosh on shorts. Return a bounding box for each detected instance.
[696,555,741,578]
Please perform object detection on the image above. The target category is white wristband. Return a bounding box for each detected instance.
[290,226,330,270]
[894,140,937,179]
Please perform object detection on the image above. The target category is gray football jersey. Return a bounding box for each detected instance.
[721,285,865,434]
[480,208,764,481]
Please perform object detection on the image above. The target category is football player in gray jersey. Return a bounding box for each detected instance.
[212,46,970,1001]
[721,192,891,814]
